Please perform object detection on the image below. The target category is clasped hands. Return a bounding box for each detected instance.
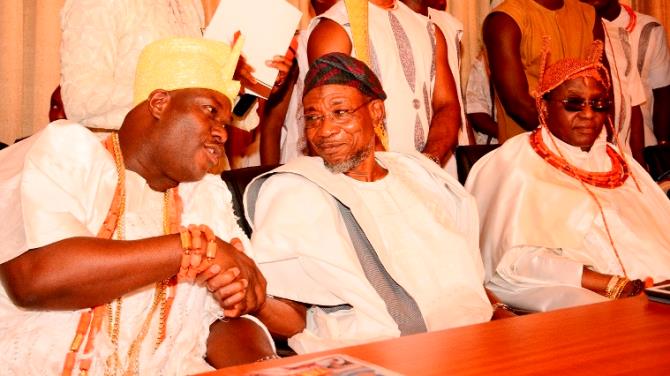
[178,225,266,318]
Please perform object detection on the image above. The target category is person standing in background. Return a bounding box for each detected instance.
[463,0,505,144]
[60,0,294,171]
[580,0,670,157]
[59,0,206,132]
[402,0,471,166]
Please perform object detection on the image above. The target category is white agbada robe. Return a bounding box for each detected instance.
[246,152,492,354]
[465,127,670,312]
[0,122,268,375]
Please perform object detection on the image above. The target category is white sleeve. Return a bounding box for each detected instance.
[250,174,351,306]
[60,0,130,129]
[17,126,109,250]
[179,174,251,249]
[20,160,93,250]
[465,58,493,115]
[489,246,607,312]
[0,137,39,263]
[646,25,670,89]
[495,246,584,287]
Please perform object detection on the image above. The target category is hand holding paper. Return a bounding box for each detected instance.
[204,0,302,99]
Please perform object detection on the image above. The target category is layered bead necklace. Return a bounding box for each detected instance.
[529,127,629,188]
[63,134,179,376]
[105,133,178,375]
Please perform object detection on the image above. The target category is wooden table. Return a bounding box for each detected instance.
[202,295,670,375]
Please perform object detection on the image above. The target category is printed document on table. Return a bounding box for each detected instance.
[246,354,404,375]
[204,0,302,98]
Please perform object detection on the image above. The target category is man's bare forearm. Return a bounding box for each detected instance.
[254,297,307,339]
[0,235,182,310]
[423,106,460,163]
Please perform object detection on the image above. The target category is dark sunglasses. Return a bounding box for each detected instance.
[546,97,611,113]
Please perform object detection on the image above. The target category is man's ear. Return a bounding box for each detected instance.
[539,101,549,122]
[368,99,386,126]
[147,89,171,119]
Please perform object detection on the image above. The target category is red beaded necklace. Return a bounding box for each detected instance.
[529,128,629,189]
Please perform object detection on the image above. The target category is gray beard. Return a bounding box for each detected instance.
[323,147,371,174]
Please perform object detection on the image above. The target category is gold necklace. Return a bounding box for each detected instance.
[106,133,172,376]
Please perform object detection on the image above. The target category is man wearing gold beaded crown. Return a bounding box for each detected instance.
[465,40,670,313]
[0,37,275,375]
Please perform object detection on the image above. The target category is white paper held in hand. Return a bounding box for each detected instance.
[204,0,302,99]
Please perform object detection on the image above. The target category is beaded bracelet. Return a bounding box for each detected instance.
[491,302,512,311]
[605,275,620,298]
[255,354,281,362]
[608,277,630,300]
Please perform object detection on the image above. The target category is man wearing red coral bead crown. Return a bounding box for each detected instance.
[466,40,670,313]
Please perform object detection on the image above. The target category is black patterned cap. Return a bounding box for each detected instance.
[303,52,387,100]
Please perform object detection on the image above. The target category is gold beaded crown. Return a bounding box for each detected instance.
[535,38,610,104]
[133,37,243,105]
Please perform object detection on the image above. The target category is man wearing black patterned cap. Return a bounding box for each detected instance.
[247,52,495,354]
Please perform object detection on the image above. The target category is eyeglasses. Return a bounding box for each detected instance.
[547,97,611,113]
[302,100,372,128]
